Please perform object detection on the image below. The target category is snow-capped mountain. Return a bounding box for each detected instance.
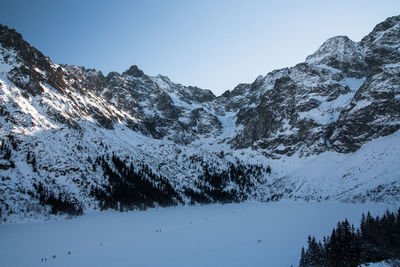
[0,15,399,222]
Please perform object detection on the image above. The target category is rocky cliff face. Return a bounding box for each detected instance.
[0,24,221,144]
[228,16,400,156]
[329,16,400,152]
[0,16,399,222]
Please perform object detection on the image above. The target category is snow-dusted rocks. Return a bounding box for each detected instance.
[329,15,400,152]
[229,15,400,156]
[0,16,399,222]
[305,35,367,77]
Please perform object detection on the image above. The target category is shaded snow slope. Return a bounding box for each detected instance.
[267,130,400,203]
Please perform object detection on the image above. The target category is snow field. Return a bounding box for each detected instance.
[0,201,394,267]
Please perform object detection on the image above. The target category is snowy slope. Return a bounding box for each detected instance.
[266,130,400,203]
[0,16,399,223]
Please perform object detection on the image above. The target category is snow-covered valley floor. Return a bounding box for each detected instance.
[0,201,395,267]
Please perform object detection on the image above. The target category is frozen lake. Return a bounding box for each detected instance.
[0,201,394,267]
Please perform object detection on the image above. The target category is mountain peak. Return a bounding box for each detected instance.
[122,65,146,77]
[369,15,400,35]
[305,35,357,64]
[359,15,400,67]
[0,24,24,48]
[305,35,366,76]
[360,14,400,48]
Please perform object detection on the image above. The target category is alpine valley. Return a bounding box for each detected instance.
[0,15,399,223]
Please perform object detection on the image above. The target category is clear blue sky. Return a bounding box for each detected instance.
[1,1,399,95]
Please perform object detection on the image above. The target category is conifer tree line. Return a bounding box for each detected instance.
[299,208,400,267]
[91,153,269,209]
[0,140,14,169]
[184,161,267,204]
[90,153,183,211]
[26,150,37,172]
[33,182,83,216]
[0,140,12,160]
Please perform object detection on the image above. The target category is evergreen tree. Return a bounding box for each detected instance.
[299,208,400,267]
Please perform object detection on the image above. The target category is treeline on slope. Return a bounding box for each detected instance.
[90,153,183,211]
[33,182,83,216]
[183,160,269,204]
[299,208,400,267]
[0,139,37,171]
[0,140,15,169]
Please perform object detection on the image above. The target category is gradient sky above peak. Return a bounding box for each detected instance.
[0,0,399,96]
